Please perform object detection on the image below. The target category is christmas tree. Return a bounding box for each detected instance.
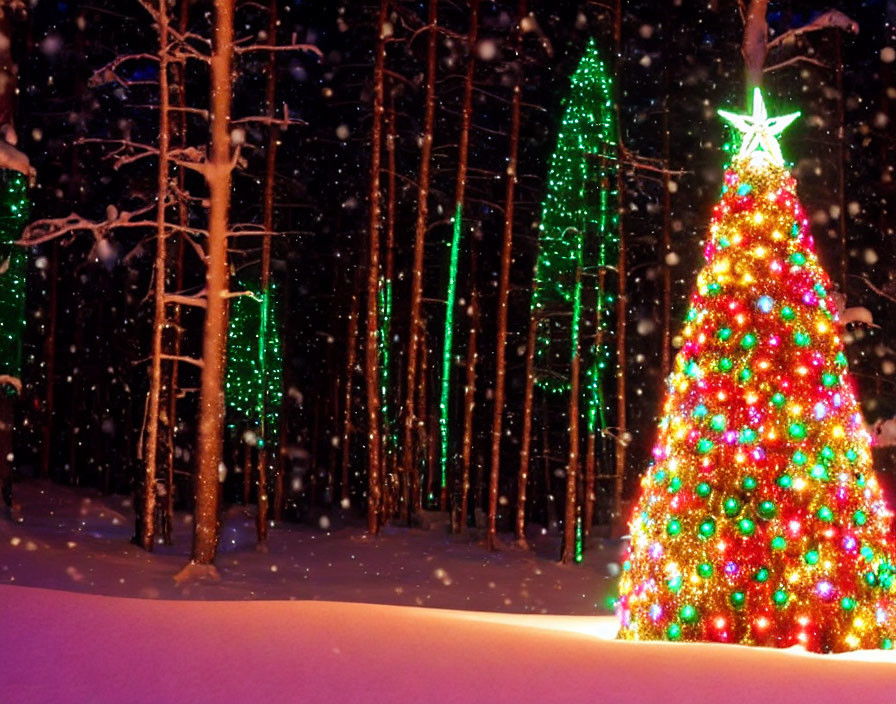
[617,88,896,653]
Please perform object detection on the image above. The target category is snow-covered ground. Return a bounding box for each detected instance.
[2,481,896,703]
[0,480,617,611]
[4,585,896,703]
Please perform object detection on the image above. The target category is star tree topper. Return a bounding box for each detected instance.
[718,87,800,167]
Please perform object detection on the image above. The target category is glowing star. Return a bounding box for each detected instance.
[718,88,800,167]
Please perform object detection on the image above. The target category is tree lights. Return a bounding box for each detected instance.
[531,38,618,397]
[617,90,896,653]
[225,281,283,447]
[0,170,30,394]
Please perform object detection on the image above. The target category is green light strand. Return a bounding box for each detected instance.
[225,280,283,443]
[377,276,397,455]
[0,170,30,397]
[438,202,463,493]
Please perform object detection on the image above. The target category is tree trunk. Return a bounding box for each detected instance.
[341,266,361,503]
[439,0,479,514]
[514,315,536,544]
[661,69,673,381]
[487,0,525,551]
[40,241,58,479]
[401,0,438,523]
[457,252,479,533]
[742,0,769,88]
[188,0,234,569]
[255,0,279,545]
[364,0,389,535]
[612,0,627,536]
[141,0,171,552]
[835,32,847,294]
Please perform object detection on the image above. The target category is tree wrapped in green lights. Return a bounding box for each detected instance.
[520,38,618,558]
[0,169,30,393]
[532,37,618,391]
[225,279,283,452]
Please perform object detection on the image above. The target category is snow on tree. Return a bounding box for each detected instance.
[617,89,896,653]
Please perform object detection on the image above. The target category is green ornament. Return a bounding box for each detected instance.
[723,497,742,517]
[788,422,806,440]
[817,506,834,522]
[754,567,770,582]
[805,550,819,565]
[738,518,756,536]
[679,604,698,623]
[696,482,712,498]
[666,519,682,536]
[730,591,746,609]
[770,535,786,550]
[698,563,713,578]
[758,501,776,519]
[699,518,717,539]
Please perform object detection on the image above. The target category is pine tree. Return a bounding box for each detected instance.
[618,89,896,653]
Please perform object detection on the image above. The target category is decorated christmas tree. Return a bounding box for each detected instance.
[617,88,896,653]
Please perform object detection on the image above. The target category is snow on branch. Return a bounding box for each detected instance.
[21,203,156,246]
[767,10,859,51]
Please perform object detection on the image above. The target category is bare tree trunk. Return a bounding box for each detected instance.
[187,0,234,570]
[364,0,389,535]
[341,267,361,502]
[40,241,58,478]
[835,32,847,294]
[255,0,279,545]
[612,0,627,535]
[401,0,438,523]
[141,0,171,552]
[418,329,430,510]
[457,286,479,533]
[561,262,582,564]
[742,0,769,88]
[660,65,673,381]
[163,0,192,545]
[514,315,536,544]
[487,0,525,551]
